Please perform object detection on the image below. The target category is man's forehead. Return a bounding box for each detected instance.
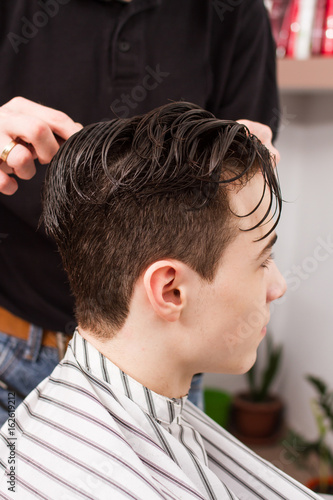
[229,173,267,218]
[228,172,276,236]
[218,223,277,273]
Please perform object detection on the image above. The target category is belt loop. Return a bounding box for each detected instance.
[23,324,43,362]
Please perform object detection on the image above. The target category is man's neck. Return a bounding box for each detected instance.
[78,326,192,399]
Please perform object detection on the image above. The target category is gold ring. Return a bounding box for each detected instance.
[0,140,18,163]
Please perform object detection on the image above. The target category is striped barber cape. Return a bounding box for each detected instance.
[0,331,321,499]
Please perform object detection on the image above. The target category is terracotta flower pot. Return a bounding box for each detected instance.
[230,392,284,445]
[306,476,333,494]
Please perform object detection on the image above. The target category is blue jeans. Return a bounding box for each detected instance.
[0,326,204,426]
[0,326,59,427]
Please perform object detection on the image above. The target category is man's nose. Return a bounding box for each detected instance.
[266,262,287,303]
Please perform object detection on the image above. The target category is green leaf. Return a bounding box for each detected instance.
[247,363,257,398]
[307,375,333,430]
[257,343,282,401]
[307,375,327,396]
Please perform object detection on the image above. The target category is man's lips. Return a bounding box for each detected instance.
[261,317,270,334]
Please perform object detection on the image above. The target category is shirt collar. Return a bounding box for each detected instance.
[70,329,187,425]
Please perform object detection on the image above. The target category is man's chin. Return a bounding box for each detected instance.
[239,350,259,375]
[220,353,258,375]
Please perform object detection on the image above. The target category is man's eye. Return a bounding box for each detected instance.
[261,253,275,269]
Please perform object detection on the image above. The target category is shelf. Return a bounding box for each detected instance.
[277,58,333,91]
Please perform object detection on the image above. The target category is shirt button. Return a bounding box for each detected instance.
[118,41,131,52]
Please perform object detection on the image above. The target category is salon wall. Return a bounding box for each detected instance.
[203,93,333,443]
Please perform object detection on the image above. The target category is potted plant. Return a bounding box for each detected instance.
[230,334,284,444]
[283,375,333,495]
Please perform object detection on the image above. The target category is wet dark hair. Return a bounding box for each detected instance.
[43,101,281,336]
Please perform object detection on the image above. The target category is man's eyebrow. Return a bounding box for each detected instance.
[256,233,278,261]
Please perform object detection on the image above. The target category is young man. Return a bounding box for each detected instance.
[0,102,319,499]
[0,0,279,420]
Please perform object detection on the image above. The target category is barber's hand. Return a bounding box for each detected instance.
[237,119,280,165]
[0,97,82,195]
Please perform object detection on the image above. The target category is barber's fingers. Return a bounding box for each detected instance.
[0,162,14,174]
[237,119,280,165]
[3,97,82,140]
[0,168,18,195]
[0,136,36,194]
[0,97,82,196]
[0,112,67,165]
[237,119,273,143]
[0,137,36,178]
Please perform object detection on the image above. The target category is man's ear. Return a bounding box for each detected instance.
[143,260,186,322]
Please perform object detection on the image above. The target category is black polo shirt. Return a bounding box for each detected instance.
[0,0,279,332]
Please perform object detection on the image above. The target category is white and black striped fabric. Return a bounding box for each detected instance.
[0,331,321,499]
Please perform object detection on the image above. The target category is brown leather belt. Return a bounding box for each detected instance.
[0,306,71,356]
